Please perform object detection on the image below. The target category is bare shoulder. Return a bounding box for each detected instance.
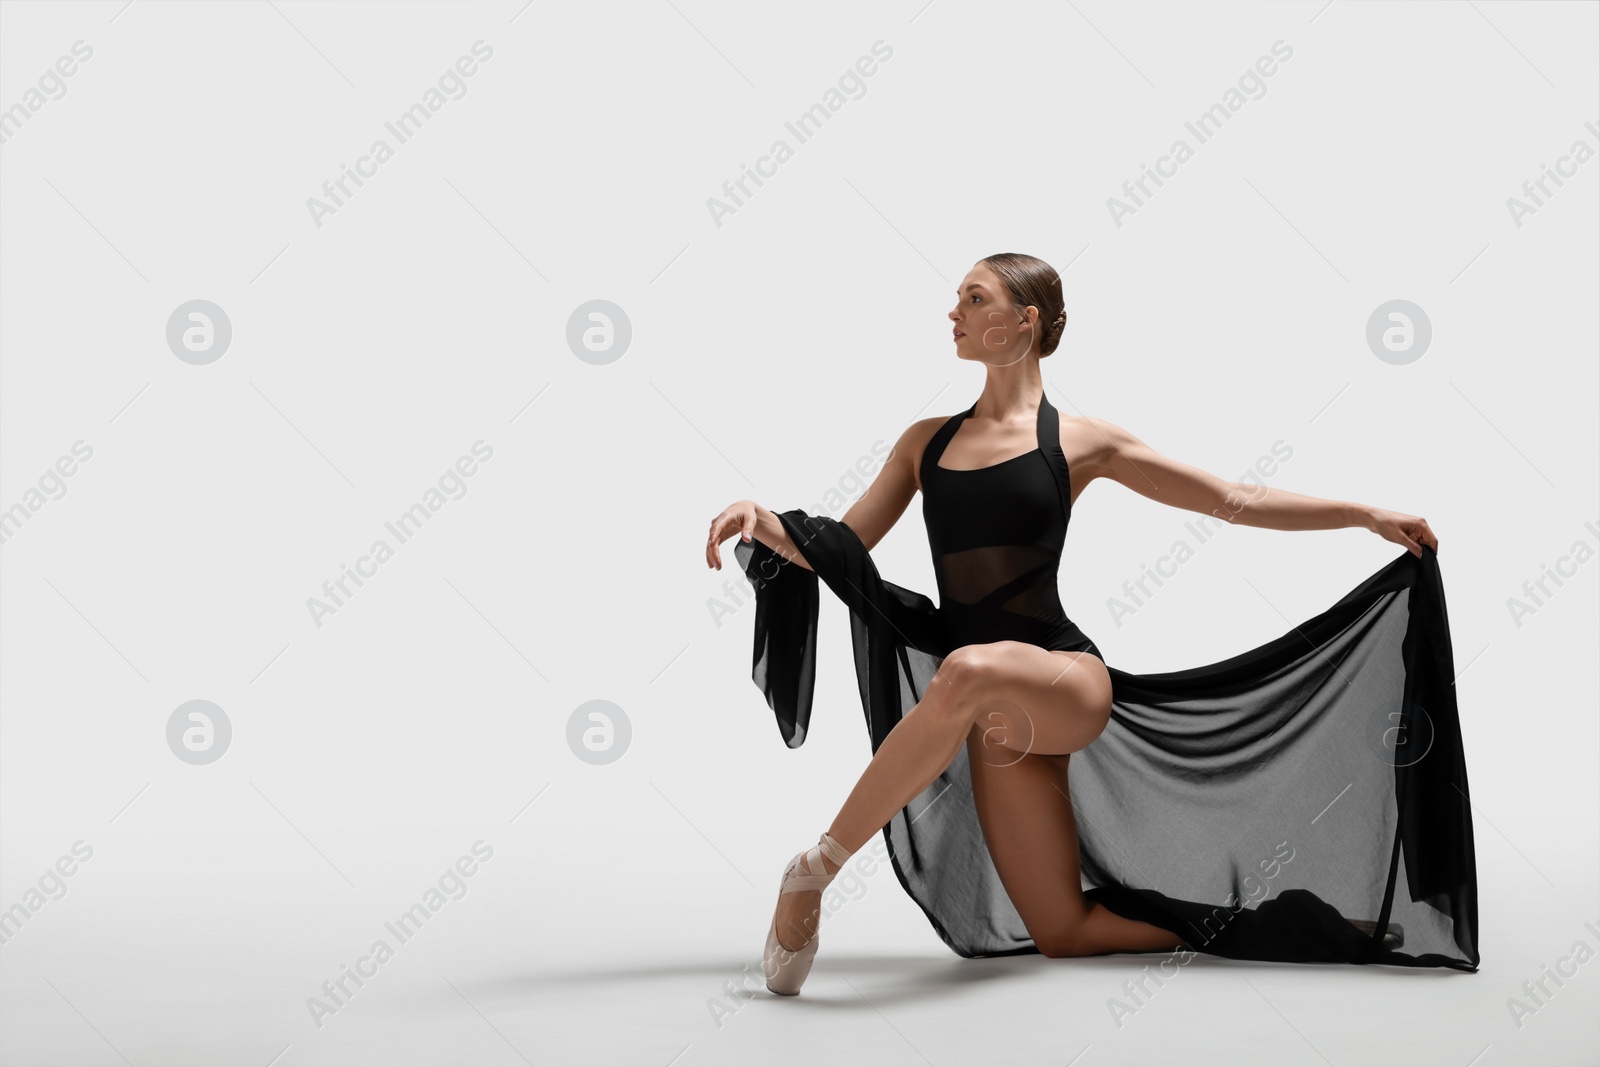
[893,414,954,493]
[1058,414,1143,485]
[836,414,952,551]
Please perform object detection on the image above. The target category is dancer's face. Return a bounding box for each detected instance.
[949,263,1038,368]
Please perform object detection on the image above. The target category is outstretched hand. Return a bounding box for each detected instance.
[1365,507,1439,557]
[706,500,757,571]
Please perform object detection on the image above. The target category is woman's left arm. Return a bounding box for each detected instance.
[1082,418,1440,557]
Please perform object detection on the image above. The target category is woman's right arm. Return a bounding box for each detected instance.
[706,500,812,572]
[704,418,939,572]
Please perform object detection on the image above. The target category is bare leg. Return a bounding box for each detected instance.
[771,661,974,952]
[773,641,1182,956]
[968,735,1185,956]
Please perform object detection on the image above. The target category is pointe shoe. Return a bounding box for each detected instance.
[763,831,852,995]
[1349,918,1405,949]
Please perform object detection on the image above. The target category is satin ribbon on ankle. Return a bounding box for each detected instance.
[779,832,853,894]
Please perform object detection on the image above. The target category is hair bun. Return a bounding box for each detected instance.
[977,252,1068,357]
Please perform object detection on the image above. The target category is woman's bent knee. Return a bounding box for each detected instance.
[1035,929,1092,959]
[935,645,990,686]
[931,645,996,707]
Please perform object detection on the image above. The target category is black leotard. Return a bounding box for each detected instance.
[736,395,1478,972]
[920,391,1102,660]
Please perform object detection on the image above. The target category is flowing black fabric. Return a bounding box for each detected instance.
[733,394,1479,972]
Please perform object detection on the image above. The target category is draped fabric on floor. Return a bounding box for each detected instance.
[734,509,1479,972]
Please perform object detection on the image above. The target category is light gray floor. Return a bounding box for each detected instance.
[2,819,1595,1066]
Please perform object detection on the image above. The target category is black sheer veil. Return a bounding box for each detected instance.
[735,509,1479,971]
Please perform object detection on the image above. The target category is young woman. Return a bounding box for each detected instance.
[705,253,1449,995]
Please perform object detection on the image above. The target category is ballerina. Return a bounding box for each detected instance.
[706,252,1443,994]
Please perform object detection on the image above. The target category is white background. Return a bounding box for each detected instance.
[1,1,1596,1064]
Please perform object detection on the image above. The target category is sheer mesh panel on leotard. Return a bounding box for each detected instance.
[920,395,1077,648]
[937,543,1059,619]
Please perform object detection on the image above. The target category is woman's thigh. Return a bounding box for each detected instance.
[950,644,1113,944]
[966,731,1093,939]
[957,645,1185,956]
[942,642,1113,758]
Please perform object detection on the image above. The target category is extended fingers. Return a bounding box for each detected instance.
[708,512,744,570]
[1384,519,1421,556]
[706,515,724,568]
[1410,518,1438,555]
[1401,525,1422,556]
